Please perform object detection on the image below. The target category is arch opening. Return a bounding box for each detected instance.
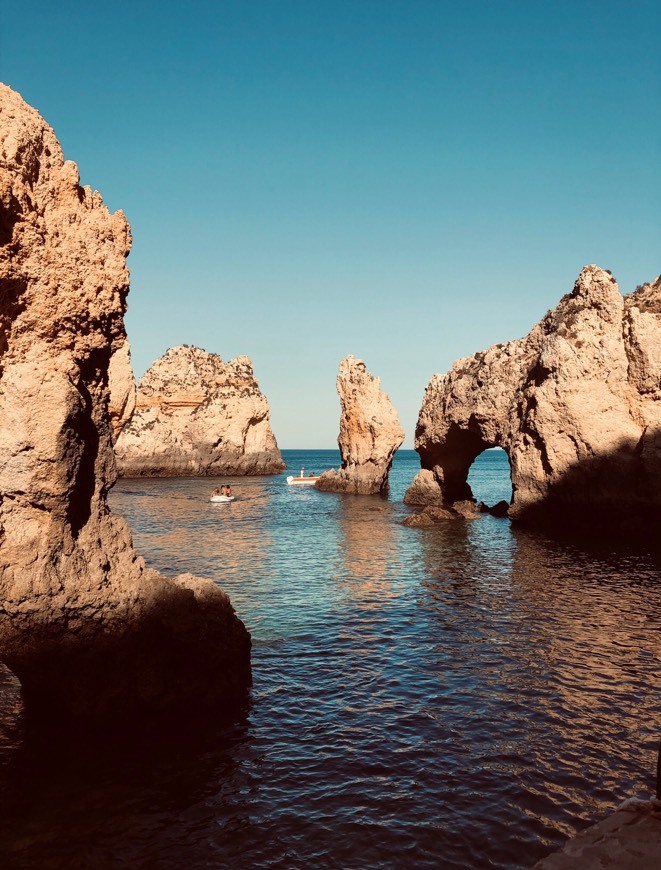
[467,447,513,508]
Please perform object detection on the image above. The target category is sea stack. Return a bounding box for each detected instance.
[405,266,661,528]
[113,345,285,476]
[0,83,251,720]
[316,355,404,495]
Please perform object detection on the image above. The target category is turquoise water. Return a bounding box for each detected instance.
[0,449,658,868]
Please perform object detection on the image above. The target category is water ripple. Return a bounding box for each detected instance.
[0,450,659,868]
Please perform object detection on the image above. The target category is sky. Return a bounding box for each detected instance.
[1,0,659,448]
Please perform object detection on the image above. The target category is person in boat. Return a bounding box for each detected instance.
[212,487,220,496]
[226,485,233,496]
[309,472,315,477]
[300,467,305,478]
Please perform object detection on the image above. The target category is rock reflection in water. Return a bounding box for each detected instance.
[0,451,658,869]
[112,475,273,590]
[331,495,400,600]
[415,516,659,858]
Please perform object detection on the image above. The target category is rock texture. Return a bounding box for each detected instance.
[108,338,136,439]
[405,266,661,528]
[317,355,404,495]
[402,502,479,527]
[0,83,250,721]
[534,801,661,869]
[114,345,284,476]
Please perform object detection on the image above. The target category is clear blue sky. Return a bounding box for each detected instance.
[2,1,659,447]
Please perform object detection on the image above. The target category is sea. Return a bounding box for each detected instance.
[0,448,659,868]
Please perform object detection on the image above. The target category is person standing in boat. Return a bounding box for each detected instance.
[300,467,305,478]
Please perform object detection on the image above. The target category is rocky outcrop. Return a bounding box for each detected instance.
[0,84,250,721]
[402,502,480,527]
[405,266,661,527]
[108,338,136,439]
[316,355,404,495]
[113,345,284,476]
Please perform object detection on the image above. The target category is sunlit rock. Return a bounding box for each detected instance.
[316,355,404,495]
[405,267,661,527]
[0,83,251,721]
[114,345,284,476]
[108,338,136,439]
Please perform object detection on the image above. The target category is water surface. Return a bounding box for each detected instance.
[0,449,658,868]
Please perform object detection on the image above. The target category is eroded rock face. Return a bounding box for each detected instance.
[108,338,136,439]
[0,84,250,720]
[317,355,404,495]
[405,266,661,526]
[114,345,284,476]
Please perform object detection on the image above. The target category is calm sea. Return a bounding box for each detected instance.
[0,449,659,868]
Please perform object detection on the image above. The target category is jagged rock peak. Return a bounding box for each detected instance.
[405,265,661,529]
[0,83,250,720]
[114,344,285,476]
[316,354,404,495]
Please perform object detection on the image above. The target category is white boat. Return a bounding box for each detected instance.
[210,494,236,503]
[286,475,320,486]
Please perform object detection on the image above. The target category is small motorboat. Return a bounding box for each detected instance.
[210,494,236,503]
[286,475,320,486]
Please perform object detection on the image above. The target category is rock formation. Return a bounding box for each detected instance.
[113,345,284,476]
[0,83,250,721]
[316,355,404,495]
[108,338,136,439]
[405,266,661,528]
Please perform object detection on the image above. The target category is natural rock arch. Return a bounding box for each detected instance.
[405,266,661,527]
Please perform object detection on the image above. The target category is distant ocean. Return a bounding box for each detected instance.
[0,448,658,868]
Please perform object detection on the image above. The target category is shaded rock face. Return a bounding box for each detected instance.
[0,84,250,721]
[402,501,480,527]
[317,355,404,495]
[114,345,284,476]
[405,266,661,527]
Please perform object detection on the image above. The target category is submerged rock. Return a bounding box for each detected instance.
[114,345,285,476]
[405,267,661,528]
[402,502,479,527]
[0,84,251,721]
[316,355,404,495]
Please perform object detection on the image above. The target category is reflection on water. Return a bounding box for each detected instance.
[332,496,401,601]
[0,450,659,869]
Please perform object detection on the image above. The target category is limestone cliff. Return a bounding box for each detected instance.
[317,355,404,495]
[114,345,284,476]
[108,338,136,439]
[0,83,250,720]
[405,266,661,527]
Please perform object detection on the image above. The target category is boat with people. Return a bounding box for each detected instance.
[210,485,235,502]
[286,467,321,486]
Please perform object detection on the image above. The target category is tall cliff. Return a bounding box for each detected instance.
[114,345,284,476]
[0,83,251,720]
[405,266,661,527]
[317,355,404,495]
